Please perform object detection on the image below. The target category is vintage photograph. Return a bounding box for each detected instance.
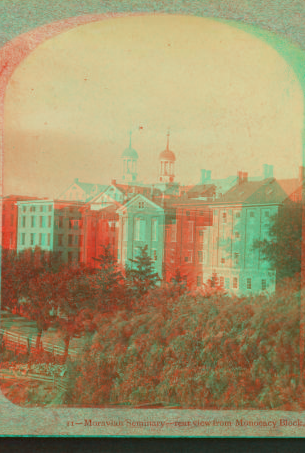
[1,1,305,437]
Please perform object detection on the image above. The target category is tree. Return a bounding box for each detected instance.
[93,245,128,310]
[56,264,98,362]
[126,245,160,298]
[171,267,187,295]
[253,202,302,282]
[23,270,59,348]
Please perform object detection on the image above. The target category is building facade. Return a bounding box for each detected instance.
[17,199,84,264]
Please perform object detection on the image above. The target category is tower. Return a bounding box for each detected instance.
[121,131,138,182]
[159,131,176,183]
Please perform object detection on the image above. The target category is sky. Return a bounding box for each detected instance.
[3,14,304,198]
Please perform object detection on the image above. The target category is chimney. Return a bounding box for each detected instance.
[201,169,211,184]
[238,171,248,184]
[263,164,274,179]
[111,179,116,185]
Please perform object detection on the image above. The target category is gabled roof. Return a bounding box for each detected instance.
[217,178,288,205]
[277,178,300,198]
[117,193,164,213]
[58,180,108,201]
[186,183,216,197]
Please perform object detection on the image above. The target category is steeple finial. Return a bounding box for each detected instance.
[129,130,132,148]
[166,128,170,150]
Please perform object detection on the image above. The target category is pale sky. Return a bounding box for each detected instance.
[3,15,304,198]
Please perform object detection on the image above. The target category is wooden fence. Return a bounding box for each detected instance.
[0,328,79,360]
[0,368,68,391]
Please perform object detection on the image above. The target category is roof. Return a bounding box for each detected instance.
[277,178,300,197]
[216,178,289,205]
[186,183,216,198]
[159,148,176,161]
[3,195,47,201]
[121,146,138,159]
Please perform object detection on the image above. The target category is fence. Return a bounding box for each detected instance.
[0,368,68,391]
[0,328,79,360]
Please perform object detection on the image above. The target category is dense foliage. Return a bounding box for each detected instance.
[66,284,301,410]
[254,201,302,282]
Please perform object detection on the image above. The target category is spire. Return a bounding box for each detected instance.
[166,128,170,150]
[129,130,132,148]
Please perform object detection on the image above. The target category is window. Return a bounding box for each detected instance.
[235,231,240,239]
[58,234,63,246]
[48,205,52,212]
[31,216,35,227]
[220,276,224,287]
[198,230,204,243]
[48,216,52,227]
[249,211,255,218]
[221,257,225,264]
[74,235,79,245]
[21,233,25,245]
[39,216,43,227]
[233,277,238,289]
[186,211,190,216]
[138,201,145,209]
[198,250,203,263]
[184,251,193,263]
[30,233,35,246]
[135,218,145,241]
[247,278,252,290]
[68,251,73,264]
[234,253,240,266]
[22,206,26,212]
[262,279,267,290]
[188,221,194,242]
[222,212,227,223]
[47,233,50,246]
[197,275,202,287]
[59,216,63,228]
[152,219,158,242]
[10,214,14,226]
[225,278,230,289]
[236,212,241,218]
[68,235,73,246]
[123,219,128,241]
[22,216,26,228]
[171,224,177,242]
[40,206,43,212]
[31,206,36,212]
[152,249,157,261]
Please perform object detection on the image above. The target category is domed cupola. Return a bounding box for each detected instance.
[121,131,138,182]
[159,131,176,183]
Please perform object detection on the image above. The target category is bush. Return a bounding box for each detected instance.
[67,285,301,409]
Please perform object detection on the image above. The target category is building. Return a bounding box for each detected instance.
[58,178,107,202]
[121,132,139,183]
[81,191,121,268]
[117,194,165,278]
[1,195,44,250]
[163,199,213,288]
[202,174,289,295]
[17,199,84,264]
